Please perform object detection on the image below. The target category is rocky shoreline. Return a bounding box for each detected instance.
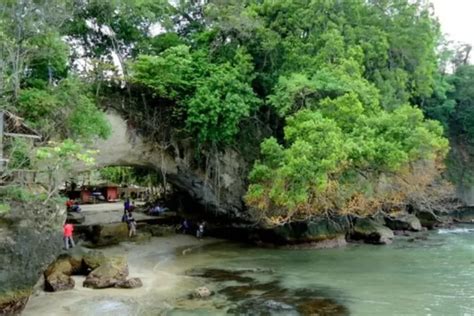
[2,202,474,315]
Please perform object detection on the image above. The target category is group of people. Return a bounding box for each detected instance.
[148,203,169,215]
[179,219,206,239]
[62,197,209,251]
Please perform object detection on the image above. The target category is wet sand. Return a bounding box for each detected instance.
[23,235,221,316]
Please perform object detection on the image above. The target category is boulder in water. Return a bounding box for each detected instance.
[114,277,143,289]
[83,256,128,289]
[255,216,350,246]
[44,255,73,276]
[451,207,474,223]
[44,255,75,292]
[385,213,422,231]
[192,286,212,298]
[415,210,441,229]
[44,271,75,292]
[351,218,394,244]
[263,299,294,310]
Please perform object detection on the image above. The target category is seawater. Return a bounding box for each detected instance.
[23,227,474,315]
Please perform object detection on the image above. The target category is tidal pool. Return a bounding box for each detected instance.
[23,227,474,315]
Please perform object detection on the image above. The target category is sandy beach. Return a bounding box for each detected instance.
[23,235,221,316]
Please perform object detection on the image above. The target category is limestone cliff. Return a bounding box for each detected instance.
[0,201,64,314]
[92,112,250,220]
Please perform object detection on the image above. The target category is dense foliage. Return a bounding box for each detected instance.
[0,1,110,143]
[2,0,472,222]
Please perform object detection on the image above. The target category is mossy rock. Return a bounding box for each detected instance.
[451,207,474,223]
[385,213,422,231]
[44,255,73,277]
[90,223,129,247]
[44,271,75,292]
[0,288,32,315]
[83,256,129,289]
[256,216,350,245]
[351,218,394,244]
[82,251,107,271]
[415,210,441,229]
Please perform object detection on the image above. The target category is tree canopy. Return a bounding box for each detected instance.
[3,0,471,223]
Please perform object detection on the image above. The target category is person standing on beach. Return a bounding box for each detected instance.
[126,211,137,237]
[196,221,205,239]
[63,222,75,250]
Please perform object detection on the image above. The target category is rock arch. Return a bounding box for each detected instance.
[92,112,248,219]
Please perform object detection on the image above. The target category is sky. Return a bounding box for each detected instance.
[431,0,474,47]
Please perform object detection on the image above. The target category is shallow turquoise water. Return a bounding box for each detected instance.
[23,227,474,315]
[168,227,474,315]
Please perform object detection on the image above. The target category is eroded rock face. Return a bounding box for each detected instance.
[91,112,248,220]
[88,223,129,247]
[0,289,31,316]
[253,216,350,246]
[44,255,74,292]
[451,207,474,223]
[351,218,394,245]
[385,213,422,231]
[415,210,442,229]
[45,271,75,292]
[0,202,64,311]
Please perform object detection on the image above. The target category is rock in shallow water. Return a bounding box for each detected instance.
[264,299,294,310]
[186,268,256,283]
[191,267,350,315]
[44,271,75,292]
[114,277,143,289]
[415,210,441,229]
[351,218,394,245]
[254,216,350,246]
[385,213,422,231]
[44,255,74,292]
[192,287,212,298]
[83,256,129,289]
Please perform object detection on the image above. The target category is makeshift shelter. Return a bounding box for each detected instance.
[79,182,119,203]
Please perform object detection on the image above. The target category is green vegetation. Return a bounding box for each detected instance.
[99,166,163,187]
[1,0,473,223]
[0,1,110,202]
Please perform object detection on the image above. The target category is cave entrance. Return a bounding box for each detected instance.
[64,166,206,218]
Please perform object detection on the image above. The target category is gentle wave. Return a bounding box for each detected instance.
[438,228,474,234]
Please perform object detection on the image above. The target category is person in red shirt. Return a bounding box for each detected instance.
[63,222,75,250]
